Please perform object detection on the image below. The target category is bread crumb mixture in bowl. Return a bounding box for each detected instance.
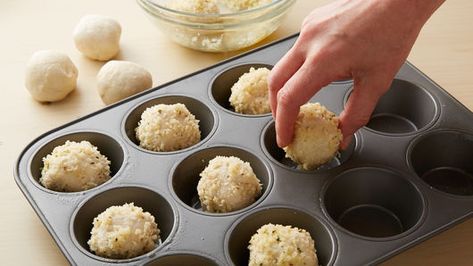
[136,0,296,52]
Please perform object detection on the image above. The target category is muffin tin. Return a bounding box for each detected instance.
[15,34,473,265]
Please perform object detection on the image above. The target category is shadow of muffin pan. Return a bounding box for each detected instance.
[322,167,424,239]
[171,146,272,215]
[123,95,216,153]
[226,207,336,266]
[71,186,176,262]
[14,34,473,265]
[210,63,273,116]
[29,131,124,193]
[346,79,438,135]
[409,130,473,196]
[262,121,356,171]
[146,253,219,266]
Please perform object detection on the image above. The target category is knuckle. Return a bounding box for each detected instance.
[277,89,292,107]
[267,72,279,91]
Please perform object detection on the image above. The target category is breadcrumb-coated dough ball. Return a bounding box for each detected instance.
[248,223,318,266]
[197,156,262,213]
[97,60,153,105]
[88,203,160,259]
[224,0,273,11]
[168,0,219,14]
[73,15,121,61]
[229,67,271,115]
[40,140,111,192]
[284,103,342,170]
[135,103,201,152]
[25,50,78,102]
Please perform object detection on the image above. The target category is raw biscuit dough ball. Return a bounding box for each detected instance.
[168,0,219,14]
[229,67,271,115]
[39,140,111,192]
[88,203,160,259]
[25,50,78,102]
[224,0,273,11]
[284,102,342,170]
[73,15,121,61]
[97,60,152,105]
[248,223,318,266]
[197,156,262,213]
[135,103,201,152]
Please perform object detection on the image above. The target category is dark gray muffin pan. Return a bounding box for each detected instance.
[14,34,473,265]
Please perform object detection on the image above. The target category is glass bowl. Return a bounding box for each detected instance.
[136,0,296,52]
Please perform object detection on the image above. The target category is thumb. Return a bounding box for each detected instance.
[339,78,390,149]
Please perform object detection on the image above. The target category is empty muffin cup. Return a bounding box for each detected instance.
[345,79,438,134]
[262,121,355,171]
[226,207,335,266]
[322,167,424,239]
[71,186,176,262]
[171,146,272,215]
[123,95,216,152]
[29,131,124,193]
[146,253,219,266]
[409,130,473,196]
[210,63,273,115]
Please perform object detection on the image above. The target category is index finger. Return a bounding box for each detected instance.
[275,59,331,147]
[268,47,304,118]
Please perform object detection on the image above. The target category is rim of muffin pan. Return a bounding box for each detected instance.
[208,62,274,117]
[260,120,359,173]
[320,166,427,241]
[331,79,354,85]
[145,250,222,266]
[407,129,473,198]
[343,79,440,136]
[122,95,218,154]
[224,205,338,266]
[70,185,178,263]
[27,130,126,195]
[169,145,273,216]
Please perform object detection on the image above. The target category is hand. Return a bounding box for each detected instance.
[269,0,445,149]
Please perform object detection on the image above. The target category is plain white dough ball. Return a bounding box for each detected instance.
[197,156,262,213]
[25,50,78,102]
[229,67,271,115]
[97,60,152,105]
[284,102,342,170]
[88,203,160,259]
[135,103,201,152]
[73,15,121,61]
[40,140,111,192]
[249,223,318,266]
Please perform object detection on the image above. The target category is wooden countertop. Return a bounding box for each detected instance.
[1,0,471,265]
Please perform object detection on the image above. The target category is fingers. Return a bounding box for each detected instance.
[339,78,389,149]
[275,59,331,147]
[268,47,304,118]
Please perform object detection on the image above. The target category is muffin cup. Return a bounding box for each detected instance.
[225,206,336,266]
[408,130,473,196]
[170,145,272,215]
[261,121,356,172]
[146,253,219,266]
[28,131,125,194]
[123,95,216,153]
[209,63,273,116]
[345,79,439,135]
[322,167,425,239]
[71,186,177,262]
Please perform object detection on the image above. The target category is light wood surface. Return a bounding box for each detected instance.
[1,0,472,265]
